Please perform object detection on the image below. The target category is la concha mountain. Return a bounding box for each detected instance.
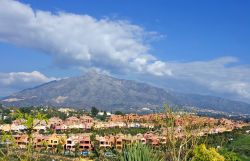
[1,71,250,114]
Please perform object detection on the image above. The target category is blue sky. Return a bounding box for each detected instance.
[19,0,250,62]
[0,0,250,103]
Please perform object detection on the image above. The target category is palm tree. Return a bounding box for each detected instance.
[56,142,63,154]
[41,140,48,153]
[74,143,80,157]
[59,137,66,155]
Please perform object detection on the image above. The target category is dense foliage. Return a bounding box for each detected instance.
[192,144,225,161]
[121,143,164,161]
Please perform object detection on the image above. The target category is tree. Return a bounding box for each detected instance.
[3,117,12,124]
[0,110,48,161]
[56,142,64,154]
[74,143,80,157]
[192,144,225,161]
[114,111,123,115]
[156,104,200,161]
[91,107,99,117]
[16,110,48,160]
[41,140,48,153]
[19,106,33,114]
[58,137,66,155]
[0,131,18,161]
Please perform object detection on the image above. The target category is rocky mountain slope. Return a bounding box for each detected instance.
[1,72,250,114]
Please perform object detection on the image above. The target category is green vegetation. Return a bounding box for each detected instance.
[192,144,225,161]
[91,107,99,117]
[200,126,250,161]
[0,108,12,124]
[219,150,242,161]
[0,105,249,161]
[114,111,124,115]
[223,134,250,161]
[121,143,164,161]
[0,110,48,161]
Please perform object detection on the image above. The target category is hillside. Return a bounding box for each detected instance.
[1,71,250,114]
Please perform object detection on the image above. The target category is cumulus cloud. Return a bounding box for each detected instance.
[0,71,57,89]
[0,0,170,76]
[147,61,172,76]
[162,57,250,101]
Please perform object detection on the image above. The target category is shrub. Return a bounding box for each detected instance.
[121,143,164,161]
[192,144,225,161]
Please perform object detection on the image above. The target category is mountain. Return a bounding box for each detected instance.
[1,71,250,114]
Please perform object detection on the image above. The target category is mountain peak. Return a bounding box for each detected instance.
[80,70,116,83]
[84,70,109,78]
[1,73,250,114]
[85,70,100,76]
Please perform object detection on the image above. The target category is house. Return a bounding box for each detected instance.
[78,123,92,130]
[58,108,75,114]
[10,124,20,132]
[34,119,47,126]
[128,122,140,128]
[79,136,92,150]
[149,137,160,146]
[34,135,45,149]
[47,134,66,149]
[34,125,47,133]
[96,136,114,148]
[1,124,11,132]
[108,122,126,128]
[140,137,146,144]
[65,116,80,125]
[80,115,93,124]
[122,135,137,145]
[10,124,27,132]
[66,136,79,151]
[12,119,25,125]
[14,134,29,149]
[115,136,123,149]
[48,117,63,126]
[93,121,111,129]
[135,133,146,144]
[55,124,68,132]
[109,115,124,122]
[160,136,167,144]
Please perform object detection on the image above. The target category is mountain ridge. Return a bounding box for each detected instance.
[1,72,250,114]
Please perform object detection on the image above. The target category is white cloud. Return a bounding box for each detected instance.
[147,61,172,76]
[0,71,57,89]
[0,0,250,103]
[0,0,169,76]
[162,57,250,101]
